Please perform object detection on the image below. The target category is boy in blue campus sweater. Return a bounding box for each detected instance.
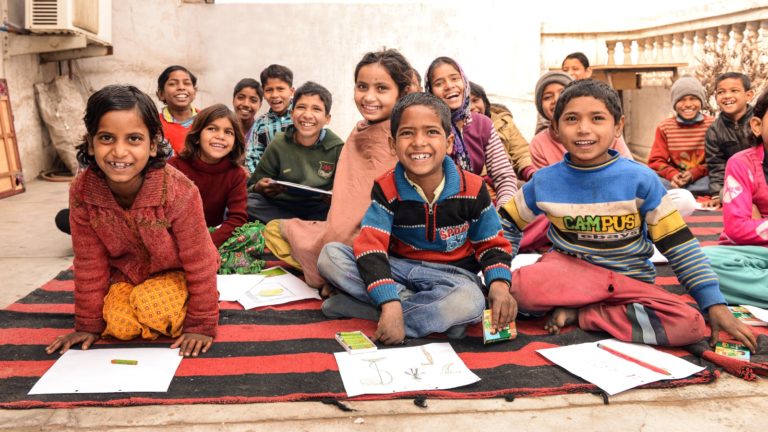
[317,92,515,345]
[500,79,755,350]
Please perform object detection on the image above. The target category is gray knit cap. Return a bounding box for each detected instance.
[535,71,573,119]
[670,76,706,107]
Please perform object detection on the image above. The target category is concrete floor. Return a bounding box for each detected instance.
[1,179,767,431]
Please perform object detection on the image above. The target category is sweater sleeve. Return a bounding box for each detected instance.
[705,126,726,196]
[469,183,512,285]
[352,183,399,306]
[210,167,249,248]
[721,154,768,245]
[70,181,111,334]
[484,128,518,208]
[647,125,680,180]
[249,135,279,186]
[529,132,549,170]
[167,180,221,337]
[644,182,725,309]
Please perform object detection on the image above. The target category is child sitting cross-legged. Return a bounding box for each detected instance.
[318,92,515,344]
[500,79,756,351]
[247,81,343,223]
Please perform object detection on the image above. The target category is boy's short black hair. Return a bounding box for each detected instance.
[157,65,197,93]
[260,64,294,87]
[390,92,451,137]
[553,79,623,125]
[77,84,168,173]
[354,49,413,97]
[469,81,491,117]
[233,78,264,100]
[293,81,333,115]
[750,89,768,146]
[181,104,245,165]
[562,52,590,69]
[714,72,751,91]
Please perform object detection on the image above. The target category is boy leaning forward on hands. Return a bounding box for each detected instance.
[317,92,515,344]
[499,79,755,351]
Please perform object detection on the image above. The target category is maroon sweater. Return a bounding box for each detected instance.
[168,156,248,248]
[69,165,220,337]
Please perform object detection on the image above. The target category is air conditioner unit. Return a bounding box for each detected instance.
[24,0,111,45]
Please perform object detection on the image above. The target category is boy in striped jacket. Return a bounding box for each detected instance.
[318,93,515,345]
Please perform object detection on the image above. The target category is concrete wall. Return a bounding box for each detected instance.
[622,86,673,164]
[75,0,542,144]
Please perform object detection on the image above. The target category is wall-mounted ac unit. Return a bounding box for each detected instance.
[24,0,112,45]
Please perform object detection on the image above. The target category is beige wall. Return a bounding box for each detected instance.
[623,86,674,163]
[75,0,542,144]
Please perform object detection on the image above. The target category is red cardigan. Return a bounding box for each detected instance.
[167,155,249,247]
[69,165,220,337]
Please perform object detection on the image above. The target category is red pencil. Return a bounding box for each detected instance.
[597,343,671,376]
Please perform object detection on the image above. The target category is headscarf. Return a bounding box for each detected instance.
[426,58,473,171]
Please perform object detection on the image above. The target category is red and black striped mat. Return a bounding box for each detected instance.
[0,211,753,408]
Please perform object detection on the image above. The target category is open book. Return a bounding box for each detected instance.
[272,179,332,197]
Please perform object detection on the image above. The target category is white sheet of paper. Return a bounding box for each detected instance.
[742,305,768,323]
[216,274,265,301]
[237,268,320,309]
[29,348,183,395]
[511,253,541,271]
[694,202,718,211]
[334,342,480,397]
[537,339,704,395]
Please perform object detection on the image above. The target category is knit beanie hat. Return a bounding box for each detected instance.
[535,71,573,119]
[670,76,706,107]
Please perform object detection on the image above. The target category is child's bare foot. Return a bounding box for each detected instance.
[319,283,337,299]
[544,308,579,334]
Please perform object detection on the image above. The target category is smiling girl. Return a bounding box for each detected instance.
[46,85,219,358]
[157,65,199,154]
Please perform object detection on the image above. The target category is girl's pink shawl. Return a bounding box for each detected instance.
[280,120,397,287]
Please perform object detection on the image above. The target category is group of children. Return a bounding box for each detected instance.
[46,49,766,361]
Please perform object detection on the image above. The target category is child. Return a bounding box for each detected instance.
[470,81,535,182]
[244,64,295,173]
[561,52,593,80]
[318,92,515,343]
[704,72,756,208]
[500,79,756,350]
[247,81,343,223]
[405,67,423,94]
[157,65,199,154]
[530,71,633,169]
[167,104,249,248]
[232,78,263,146]
[425,57,518,207]
[703,89,768,308]
[45,85,219,357]
[277,49,411,289]
[648,76,714,194]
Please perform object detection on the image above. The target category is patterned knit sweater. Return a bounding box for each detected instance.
[501,150,725,309]
[353,157,512,306]
[648,115,714,182]
[69,165,220,336]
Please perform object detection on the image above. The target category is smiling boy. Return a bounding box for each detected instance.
[244,64,296,173]
[648,76,714,194]
[247,81,343,223]
[500,79,756,351]
[704,72,756,208]
[317,92,515,344]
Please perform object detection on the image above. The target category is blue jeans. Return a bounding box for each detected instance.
[659,175,709,195]
[317,242,486,339]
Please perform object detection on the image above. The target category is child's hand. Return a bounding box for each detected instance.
[253,178,285,198]
[679,171,692,185]
[374,302,405,345]
[46,331,99,355]
[488,280,517,333]
[670,173,685,189]
[708,304,757,352]
[171,333,213,357]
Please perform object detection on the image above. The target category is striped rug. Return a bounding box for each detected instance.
[0,211,747,408]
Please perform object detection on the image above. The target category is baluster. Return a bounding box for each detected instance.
[732,23,745,52]
[682,31,694,63]
[717,24,730,52]
[622,39,633,65]
[761,20,768,51]
[655,36,664,63]
[637,38,647,64]
[644,38,655,64]
[694,29,706,59]
[606,40,617,65]
[662,34,673,63]
[672,33,683,62]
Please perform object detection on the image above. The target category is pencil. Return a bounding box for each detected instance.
[597,343,671,376]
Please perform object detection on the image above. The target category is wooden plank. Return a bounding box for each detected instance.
[0,79,25,199]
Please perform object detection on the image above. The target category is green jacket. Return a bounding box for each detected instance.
[251,127,344,201]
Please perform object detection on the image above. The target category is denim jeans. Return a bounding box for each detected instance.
[317,242,486,339]
[659,175,709,195]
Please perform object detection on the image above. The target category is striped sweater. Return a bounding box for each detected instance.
[501,150,725,309]
[353,156,512,306]
[648,115,714,182]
